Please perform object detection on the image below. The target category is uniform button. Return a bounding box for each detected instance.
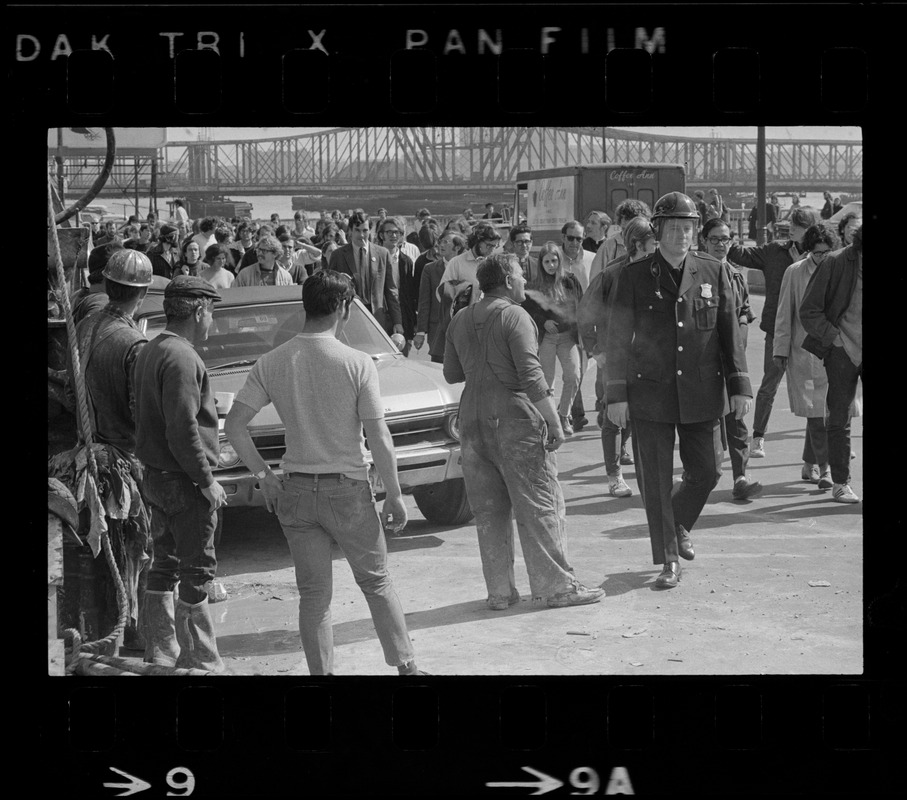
[678,322,684,327]
[678,346,683,351]
[648,305,653,310]
[677,370,683,375]
[678,297,683,303]
[637,373,642,378]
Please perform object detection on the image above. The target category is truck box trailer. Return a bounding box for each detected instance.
[514,162,686,245]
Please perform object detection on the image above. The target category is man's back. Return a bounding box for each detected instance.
[236,333,383,479]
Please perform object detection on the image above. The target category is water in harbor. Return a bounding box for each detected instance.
[107,191,858,224]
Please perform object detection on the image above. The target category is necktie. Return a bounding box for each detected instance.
[359,247,370,301]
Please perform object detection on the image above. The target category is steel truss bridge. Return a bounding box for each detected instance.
[52,126,862,200]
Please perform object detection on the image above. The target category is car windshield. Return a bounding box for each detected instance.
[143,300,396,369]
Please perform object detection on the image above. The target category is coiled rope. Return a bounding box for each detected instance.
[47,178,130,667]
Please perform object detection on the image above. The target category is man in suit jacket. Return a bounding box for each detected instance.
[606,193,753,589]
[329,211,404,343]
[377,216,421,356]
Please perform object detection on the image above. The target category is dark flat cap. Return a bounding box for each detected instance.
[159,223,178,238]
[164,275,221,301]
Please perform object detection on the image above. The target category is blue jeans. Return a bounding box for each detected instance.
[144,467,218,604]
[753,333,785,438]
[824,346,862,485]
[276,474,415,675]
[539,332,581,417]
[461,416,579,602]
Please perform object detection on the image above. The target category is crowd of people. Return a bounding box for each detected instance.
[64,189,862,674]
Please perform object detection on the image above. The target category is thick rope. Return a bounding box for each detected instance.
[49,178,130,660]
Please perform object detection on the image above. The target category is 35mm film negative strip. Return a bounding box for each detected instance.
[26,1,892,796]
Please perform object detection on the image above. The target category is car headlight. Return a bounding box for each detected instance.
[444,412,460,442]
[218,440,241,469]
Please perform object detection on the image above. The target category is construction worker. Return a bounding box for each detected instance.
[605,192,753,589]
[74,248,154,649]
[133,276,227,672]
[444,253,605,611]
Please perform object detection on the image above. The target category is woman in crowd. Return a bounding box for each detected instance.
[773,225,858,490]
[416,231,467,364]
[199,243,236,289]
[147,224,180,278]
[177,238,203,277]
[521,241,584,435]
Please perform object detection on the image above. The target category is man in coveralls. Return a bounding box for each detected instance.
[605,193,753,589]
[444,253,605,610]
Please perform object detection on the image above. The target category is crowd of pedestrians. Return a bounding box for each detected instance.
[66,191,862,673]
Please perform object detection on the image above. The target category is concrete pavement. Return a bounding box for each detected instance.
[210,292,862,675]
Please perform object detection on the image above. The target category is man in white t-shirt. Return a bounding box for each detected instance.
[224,271,427,677]
[173,199,190,227]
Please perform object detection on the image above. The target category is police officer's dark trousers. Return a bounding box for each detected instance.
[633,417,723,564]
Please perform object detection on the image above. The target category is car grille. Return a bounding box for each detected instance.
[248,414,453,464]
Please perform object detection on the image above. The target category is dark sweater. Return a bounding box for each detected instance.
[727,240,802,335]
[133,331,219,487]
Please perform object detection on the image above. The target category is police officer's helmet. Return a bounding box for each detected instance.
[651,192,700,222]
[102,248,153,287]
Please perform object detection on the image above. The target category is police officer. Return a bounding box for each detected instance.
[605,193,753,589]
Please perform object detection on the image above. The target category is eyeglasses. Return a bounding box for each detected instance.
[513,238,532,246]
[811,250,830,260]
[565,235,583,243]
[256,249,277,255]
[707,236,732,245]
[383,229,403,236]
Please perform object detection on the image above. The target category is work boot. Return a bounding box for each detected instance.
[174,596,227,673]
[143,589,180,667]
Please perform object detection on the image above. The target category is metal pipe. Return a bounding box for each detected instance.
[756,127,766,246]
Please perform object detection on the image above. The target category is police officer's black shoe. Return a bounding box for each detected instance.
[676,525,695,561]
[655,562,682,589]
[571,416,588,431]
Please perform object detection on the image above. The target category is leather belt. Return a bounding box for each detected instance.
[287,472,346,480]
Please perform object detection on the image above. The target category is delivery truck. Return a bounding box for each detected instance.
[514,162,686,245]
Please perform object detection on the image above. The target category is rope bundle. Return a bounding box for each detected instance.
[48,178,130,667]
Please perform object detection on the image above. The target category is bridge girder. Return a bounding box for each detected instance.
[53,127,862,196]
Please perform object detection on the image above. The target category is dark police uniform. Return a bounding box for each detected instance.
[605,249,752,565]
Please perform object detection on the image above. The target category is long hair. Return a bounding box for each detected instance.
[623,216,657,260]
[529,241,568,304]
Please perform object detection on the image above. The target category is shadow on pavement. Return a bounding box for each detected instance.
[386,534,446,554]
[601,569,659,595]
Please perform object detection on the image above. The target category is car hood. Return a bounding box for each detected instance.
[211,357,461,429]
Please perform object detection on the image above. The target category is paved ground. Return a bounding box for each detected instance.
[198,293,862,676]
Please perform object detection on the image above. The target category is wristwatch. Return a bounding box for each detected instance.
[254,468,271,481]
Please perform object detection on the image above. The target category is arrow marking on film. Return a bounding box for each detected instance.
[487,766,564,795]
[103,767,152,797]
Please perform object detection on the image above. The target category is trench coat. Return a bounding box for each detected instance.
[772,256,862,418]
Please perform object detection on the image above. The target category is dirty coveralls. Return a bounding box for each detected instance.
[444,296,580,604]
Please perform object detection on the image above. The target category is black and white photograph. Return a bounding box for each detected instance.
[48,124,863,677]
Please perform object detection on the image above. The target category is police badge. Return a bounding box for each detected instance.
[701,284,713,299]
